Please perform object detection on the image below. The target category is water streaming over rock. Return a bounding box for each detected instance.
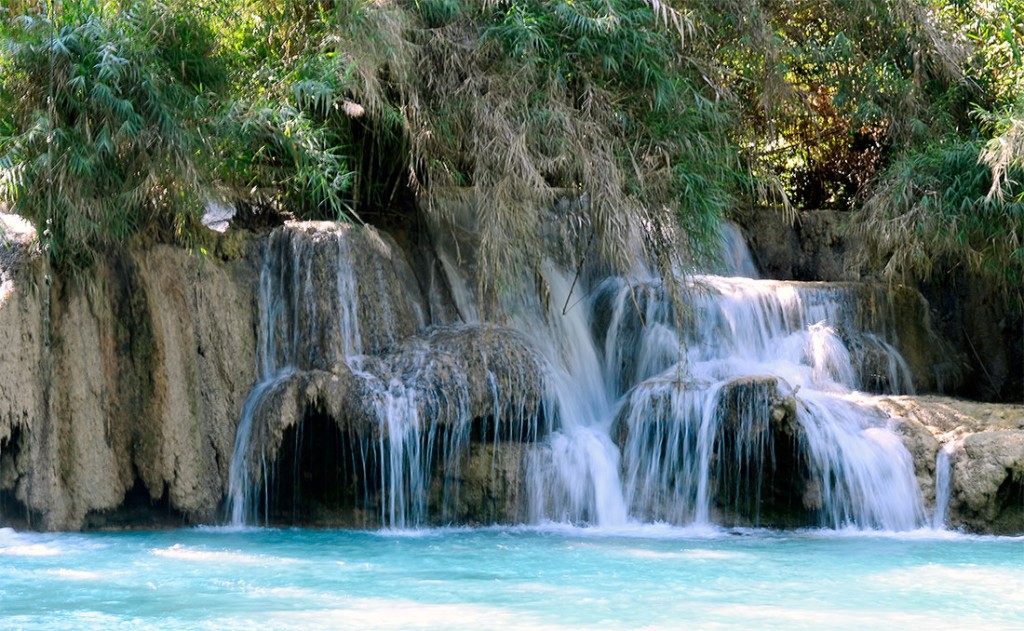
[595,268,925,528]
[228,219,933,530]
[228,226,365,524]
[932,440,959,529]
[227,223,545,528]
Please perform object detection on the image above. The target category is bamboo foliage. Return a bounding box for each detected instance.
[0,1,224,267]
[1,0,1022,295]
[315,0,743,295]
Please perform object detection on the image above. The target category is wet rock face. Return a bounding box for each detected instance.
[953,432,1024,534]
[0,245,258,530]
[888,417,941,511]
[0,220,544,531]
[258,223,428,372]
[733,208,860,283]
[612,375,819,528]
[238,325,546,528]
[878,396,1024,534]
[734,207,1021,403]
[226,221,547,527]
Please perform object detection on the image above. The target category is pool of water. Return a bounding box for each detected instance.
[2,525,1021,630]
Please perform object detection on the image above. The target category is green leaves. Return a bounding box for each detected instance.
[224,100,355,223]
[855,138,1024,293]
[1,0,1019,294]
[0,3,224,268]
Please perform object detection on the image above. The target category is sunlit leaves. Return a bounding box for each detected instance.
[0,2,225,268]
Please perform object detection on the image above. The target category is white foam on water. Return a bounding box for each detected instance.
[0,543,64,557]
[42,568,106,580]
[717,603,994,631]
[243,584,338,601]
[621,548,749,561]
[505,520,729,540]
[868,564,1024,598]
[261,598,571,631]
[151,544,297,565]
[791,526,1020,542]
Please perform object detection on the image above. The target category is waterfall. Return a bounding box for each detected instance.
[596,269,925,529]
[619,379,775,525]
[228,228,364,524]
[932,441,958,529]
[228,224,544,528]
[519,265,629,526]
[716,222,760,278]
[228,220,930,531]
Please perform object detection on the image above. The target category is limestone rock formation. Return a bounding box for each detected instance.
[0,243,258,529]
[2,213,1022,534]
[241,325,546,458]
[954,431,1024,533]
[877,396,1024,534]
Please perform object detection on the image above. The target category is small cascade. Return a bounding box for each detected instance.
[228,223,544,528]
[427,218,933,529]
[932,440,959,529]
[586,224,927,529]
[619,377,776,525]
[509,265,629,526]
[716,222,760,278]
[346,331,544,528]
[228,227,365,524]
[796,392,924,529]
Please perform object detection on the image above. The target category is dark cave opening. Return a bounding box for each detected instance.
[83,474,186,530]
[992,471,1024,533]
[0,425,34,529]
[266,405,380,527]
[712,430,818,529]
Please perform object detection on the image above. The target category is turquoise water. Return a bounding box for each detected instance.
[1,526,1022,630]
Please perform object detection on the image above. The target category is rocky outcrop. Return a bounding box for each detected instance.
[0,242,258,530]
[240,326,546,473]
[1,219,552,530]
[877,396,1024,534]
[3,212,1021,534]
[732,208,861,282]
[614,377,1024,533]
[612,374,813,527]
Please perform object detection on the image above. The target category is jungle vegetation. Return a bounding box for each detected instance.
[0,0,1021,295]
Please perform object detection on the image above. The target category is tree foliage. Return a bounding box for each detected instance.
[0,0,1021,292]
[0,1,225,267]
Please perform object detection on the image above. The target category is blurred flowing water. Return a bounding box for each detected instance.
[226,221,938,530]
[2,223,1017,629]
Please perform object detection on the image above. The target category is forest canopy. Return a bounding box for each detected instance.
[0,0,1021,292]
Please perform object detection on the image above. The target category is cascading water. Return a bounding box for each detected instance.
[932,440,959,529]
[229,217,930,531]
[228,228,364,524]
[515,265,629,526]
[595,266,925,529]
[228,224,544,528]
[508,219,923,529]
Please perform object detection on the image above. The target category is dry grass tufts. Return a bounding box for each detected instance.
[981,108,1024,202]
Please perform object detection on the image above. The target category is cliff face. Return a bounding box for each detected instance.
[1,216,1022,534]
[0,240,258,530]
[226,222,547,528]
